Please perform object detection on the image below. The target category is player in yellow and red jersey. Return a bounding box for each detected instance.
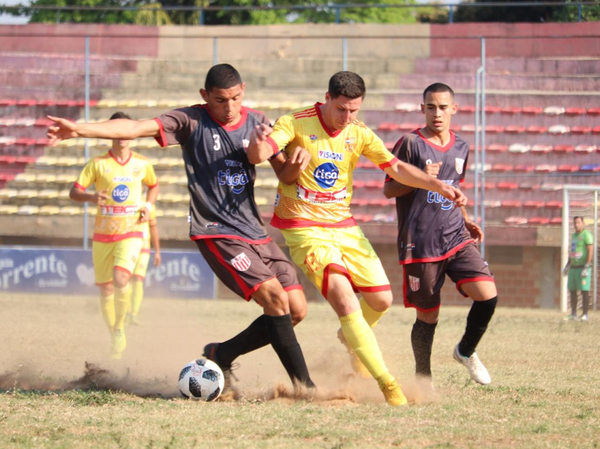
[69,112,159,359]
[128,205,161,326]
[248,71,466,406]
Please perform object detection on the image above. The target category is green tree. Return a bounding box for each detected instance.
[552,0,600,21]
[24,0,139,24]
[453,0,559,23]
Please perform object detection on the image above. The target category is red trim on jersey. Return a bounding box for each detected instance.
[132,274,146,280]
[93,232,144,243]
[266,136,280,155]
[315,102,342,138]
[379,157,399,170]
[202,104,248,132]
[190,234,272,245]
[271,214,357,229]
[284,285,304,292]
[456,276,496,298]
[73,182,87,191]
[146,182,159,189]
[205,239,253,301]
[402,269,441,312]
[140,249,151,254]
[109,150,132,166]
[96,281,112,287]
[357,285,391,293]
[245,275,278,300]
[322,263,359,297]
[114,266,132,276]
[153,118,168,148]
[415,129,456,153]
[398,239,474,265]
[293,106,318,119]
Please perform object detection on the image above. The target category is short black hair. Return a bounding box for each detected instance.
[328,71,366,100]
[109,111,131,120]
[423,83,455,101]
[573,216,585,223]
[205,64,242,92]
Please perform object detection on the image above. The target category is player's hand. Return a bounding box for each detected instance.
[287,146,311,172]
[139,206,151,223]
[250,123,272,145]
[581,264,591,278]
[424,161,442,178]
[465,220,484,243]
[93,190,109,206]
[47,116,79,146]
[562,262,570,277]
[153,252,162,267]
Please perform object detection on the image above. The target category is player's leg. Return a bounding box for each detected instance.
[92,241,116,332]
[448,244,497,384]
[566,269,580,320]
[130,250,150,325]
[403,261,446,380]
[567,290,579,319]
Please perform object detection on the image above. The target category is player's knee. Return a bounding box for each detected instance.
[113,270,131,289]
[290,301,307,325]
[99,285,113,298]
[366,291,393,312]
[261,288,289,315]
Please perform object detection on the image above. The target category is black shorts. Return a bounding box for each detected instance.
[402,243,494,312]
[196,238,302,301]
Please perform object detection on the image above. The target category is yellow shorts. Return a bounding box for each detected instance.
[92,238,143,285]
[133,249,151,280]
[280,226,390,297]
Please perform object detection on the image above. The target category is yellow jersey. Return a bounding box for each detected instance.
[267,103,397,228]
[74,151,158,242]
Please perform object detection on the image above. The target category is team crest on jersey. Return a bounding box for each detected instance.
[242,139,249,150]
[344,136,356,152]
[132,166,141,177]
[455,158,465,175]
[310,134,317,141]
[408,275,420,292]
[231,252,251,272]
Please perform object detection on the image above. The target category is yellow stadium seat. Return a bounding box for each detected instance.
[16,189,38,199]
[36,156,58,166]
[38,189,59,200]
[0,205,18,215]
[0,188,18,199]
[96,99,118,108]
[17,205,39,215]
[39,205,61,215]
[14,172,37,183]
[36,174,57,183]
[59,206,83,216]
[56,173,76,184]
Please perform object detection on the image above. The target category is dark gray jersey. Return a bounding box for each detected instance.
[387,130,472,264]
[155,105,271,243]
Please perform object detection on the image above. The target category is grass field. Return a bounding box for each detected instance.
[1,294,599,448]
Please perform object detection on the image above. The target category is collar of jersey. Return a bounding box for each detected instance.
[315,102,342,138]
[415,128,456,153]
[202,104,248,131]
[109,150,132,166]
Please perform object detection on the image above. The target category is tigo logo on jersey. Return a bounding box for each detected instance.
[112,184,130,203]
[427,180,454,211]
[231,253,251,272]
[218,168,249,194]
[313,163,339,189]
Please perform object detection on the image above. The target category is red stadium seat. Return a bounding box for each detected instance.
[37,100,57,107]
[485,125,505,133]
[565,107,586,116]
[550,218,563,225]
[526,125,547,134]
[492,165,514,173]
[460,105,476,113]
[497,182,519,190]
[587,107,600,116]
[531,144,553,154]
[571,201,592,208]
[353,180,366,188]
[535,164,557,173]
[485,106,501,114]
[553,145,575,153]
[529,217,550,225]
[519,183,541,191]
[505,125,526,134]
[521,107,543,115]
[545,201,563,209]
[0,99,17,107]
[593,126,600,135]
[514,165,535,173]
[571,126,592,134]
[523,201,545,209]
[461,182,474,190]
[365,180,383,188]
[501,200,522,208]
[485,182,496,190]
[500,106,521,114]
[450,124,463,133]
[384,142,395,150]
[487,144,508,153]
[557,164,579,173]
[399,122,420,131]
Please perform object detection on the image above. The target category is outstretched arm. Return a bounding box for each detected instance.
[47,116,160,146]
[269,146,310,185]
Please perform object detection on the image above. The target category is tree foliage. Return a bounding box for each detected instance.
[26,0,139,24]
[453,0,582,23]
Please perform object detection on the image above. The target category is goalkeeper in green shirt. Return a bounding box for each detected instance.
[563,216,594,321]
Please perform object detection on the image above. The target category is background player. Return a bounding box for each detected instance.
[248,71,466,406]
[384,83,497,386]
[563,216,594,321]
[48,64,315,392]
[128,200,162,326]
[68,111,159,359]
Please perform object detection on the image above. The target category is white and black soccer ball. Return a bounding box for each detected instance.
[178,359,224,401]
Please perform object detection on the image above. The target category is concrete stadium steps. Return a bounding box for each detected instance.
[0,53,138,73]
[397,73,600,92]
[414,57,600,76]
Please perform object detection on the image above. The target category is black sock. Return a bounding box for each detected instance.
[582,291,590,315]
[411,319,437,377]
[265,314,315,388]
[570,291,578,316]
[216,315,270,367]
[458,296,498,357]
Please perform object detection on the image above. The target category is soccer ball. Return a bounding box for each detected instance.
[178,359,225,401]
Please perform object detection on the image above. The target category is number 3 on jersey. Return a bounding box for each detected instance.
[213,134,221,151]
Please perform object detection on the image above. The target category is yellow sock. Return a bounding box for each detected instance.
[114,285,132,330]
[360,297,387,328]
[100,294,115,331]
[340,310,394,387]
[131,280,144,318]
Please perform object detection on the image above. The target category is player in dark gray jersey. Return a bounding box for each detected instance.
[384,83,498,386]
[47,64,315,393]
